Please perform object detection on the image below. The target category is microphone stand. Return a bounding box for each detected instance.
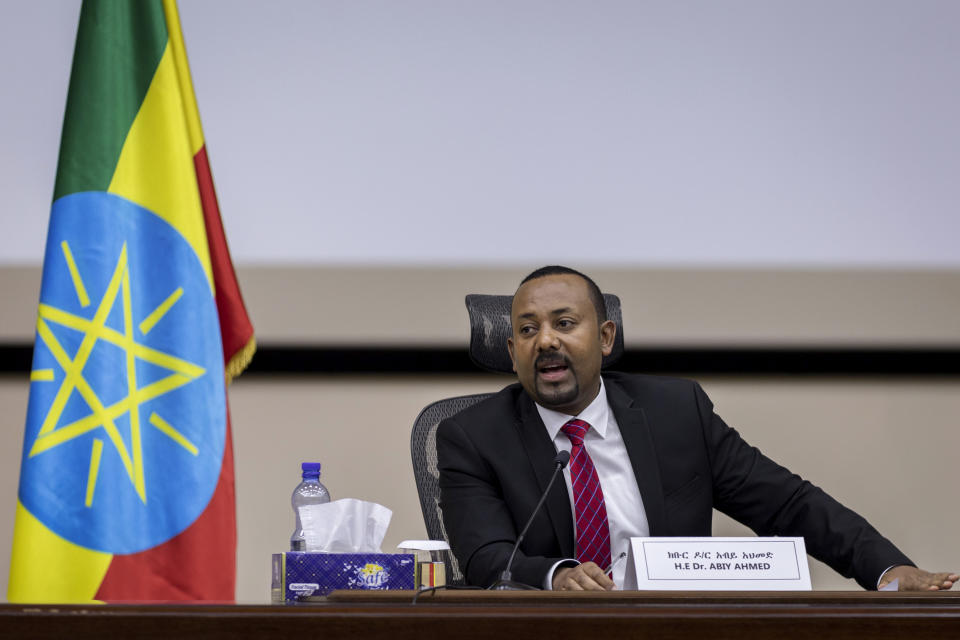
[490,450,570,591]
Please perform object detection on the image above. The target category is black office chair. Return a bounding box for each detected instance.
[409,293,624,585]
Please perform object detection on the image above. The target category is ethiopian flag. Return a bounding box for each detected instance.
[7,0,254,602]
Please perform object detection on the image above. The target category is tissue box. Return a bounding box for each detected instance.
[272,552,416,601]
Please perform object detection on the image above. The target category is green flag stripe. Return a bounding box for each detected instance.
[53,0,168,201]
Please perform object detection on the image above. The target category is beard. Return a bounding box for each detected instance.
[534,371,580,410]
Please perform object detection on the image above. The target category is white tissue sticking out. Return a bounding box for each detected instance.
[299,498,392,553]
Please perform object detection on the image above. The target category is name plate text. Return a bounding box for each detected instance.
[622,537,811,591]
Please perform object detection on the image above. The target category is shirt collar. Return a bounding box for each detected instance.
[535,377,611,441]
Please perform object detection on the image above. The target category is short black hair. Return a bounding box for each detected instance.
[518,265,607,324]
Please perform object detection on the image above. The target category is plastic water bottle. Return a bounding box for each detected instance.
[290,462,331,551]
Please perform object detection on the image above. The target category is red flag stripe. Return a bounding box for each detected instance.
[194,145,255,377]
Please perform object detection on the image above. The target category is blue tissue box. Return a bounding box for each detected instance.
[272,552,416,601]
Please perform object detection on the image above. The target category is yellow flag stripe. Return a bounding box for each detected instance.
[139,287,184,335]
[85,438,104,507]
[121,267,147,503]
[7,501,112,603]
[30,369,55,382]
[107,44,213,289]
[33,320,78,438]
[60,241,90,307]
[149,412,199,456]
[162,0,205,154]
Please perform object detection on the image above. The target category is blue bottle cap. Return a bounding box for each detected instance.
[301,462,322,474]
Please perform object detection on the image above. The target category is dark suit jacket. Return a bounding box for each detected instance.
[436,372,912,590]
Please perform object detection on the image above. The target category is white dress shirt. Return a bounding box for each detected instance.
[535,377,649,588]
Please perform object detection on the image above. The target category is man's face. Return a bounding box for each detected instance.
[507,274,615,416]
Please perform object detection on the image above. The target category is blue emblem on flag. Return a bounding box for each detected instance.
[20,191,226,554]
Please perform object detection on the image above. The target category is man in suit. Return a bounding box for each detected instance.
[436,265,957,591]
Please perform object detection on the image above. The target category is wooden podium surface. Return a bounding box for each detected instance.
[3,591,960,639]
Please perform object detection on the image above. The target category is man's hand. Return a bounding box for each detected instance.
[878,565,958,591]
[553,562,615,591]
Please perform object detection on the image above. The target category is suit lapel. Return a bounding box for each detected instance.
[606,379,667,536]
[515,393,575,558]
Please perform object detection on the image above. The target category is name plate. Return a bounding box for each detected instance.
[622,537,811,591]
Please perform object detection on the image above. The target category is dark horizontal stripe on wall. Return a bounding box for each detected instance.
[248,346,960,376]
[3,343,960,376]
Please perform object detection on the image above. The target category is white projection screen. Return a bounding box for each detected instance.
[1,0,958,269]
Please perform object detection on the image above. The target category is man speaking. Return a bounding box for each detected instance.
[436,266,956,591]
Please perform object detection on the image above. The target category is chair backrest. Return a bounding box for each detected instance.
[410,393,493,586]
[465,293,625,373]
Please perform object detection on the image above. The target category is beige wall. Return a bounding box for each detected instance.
[2,266,958,602]
[4,265,960,346]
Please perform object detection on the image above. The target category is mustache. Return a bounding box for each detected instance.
[535,353,570,369]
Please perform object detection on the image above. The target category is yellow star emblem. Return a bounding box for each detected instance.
[29,241,206,507]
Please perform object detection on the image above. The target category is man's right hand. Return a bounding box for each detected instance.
[878,565,958,591]
[552,562,615,591]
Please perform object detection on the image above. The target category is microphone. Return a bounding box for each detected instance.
[492,450,571,590]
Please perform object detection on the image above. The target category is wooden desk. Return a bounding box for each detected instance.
[3,591,959,639]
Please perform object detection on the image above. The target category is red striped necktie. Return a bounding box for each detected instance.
[561,418,612,570]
